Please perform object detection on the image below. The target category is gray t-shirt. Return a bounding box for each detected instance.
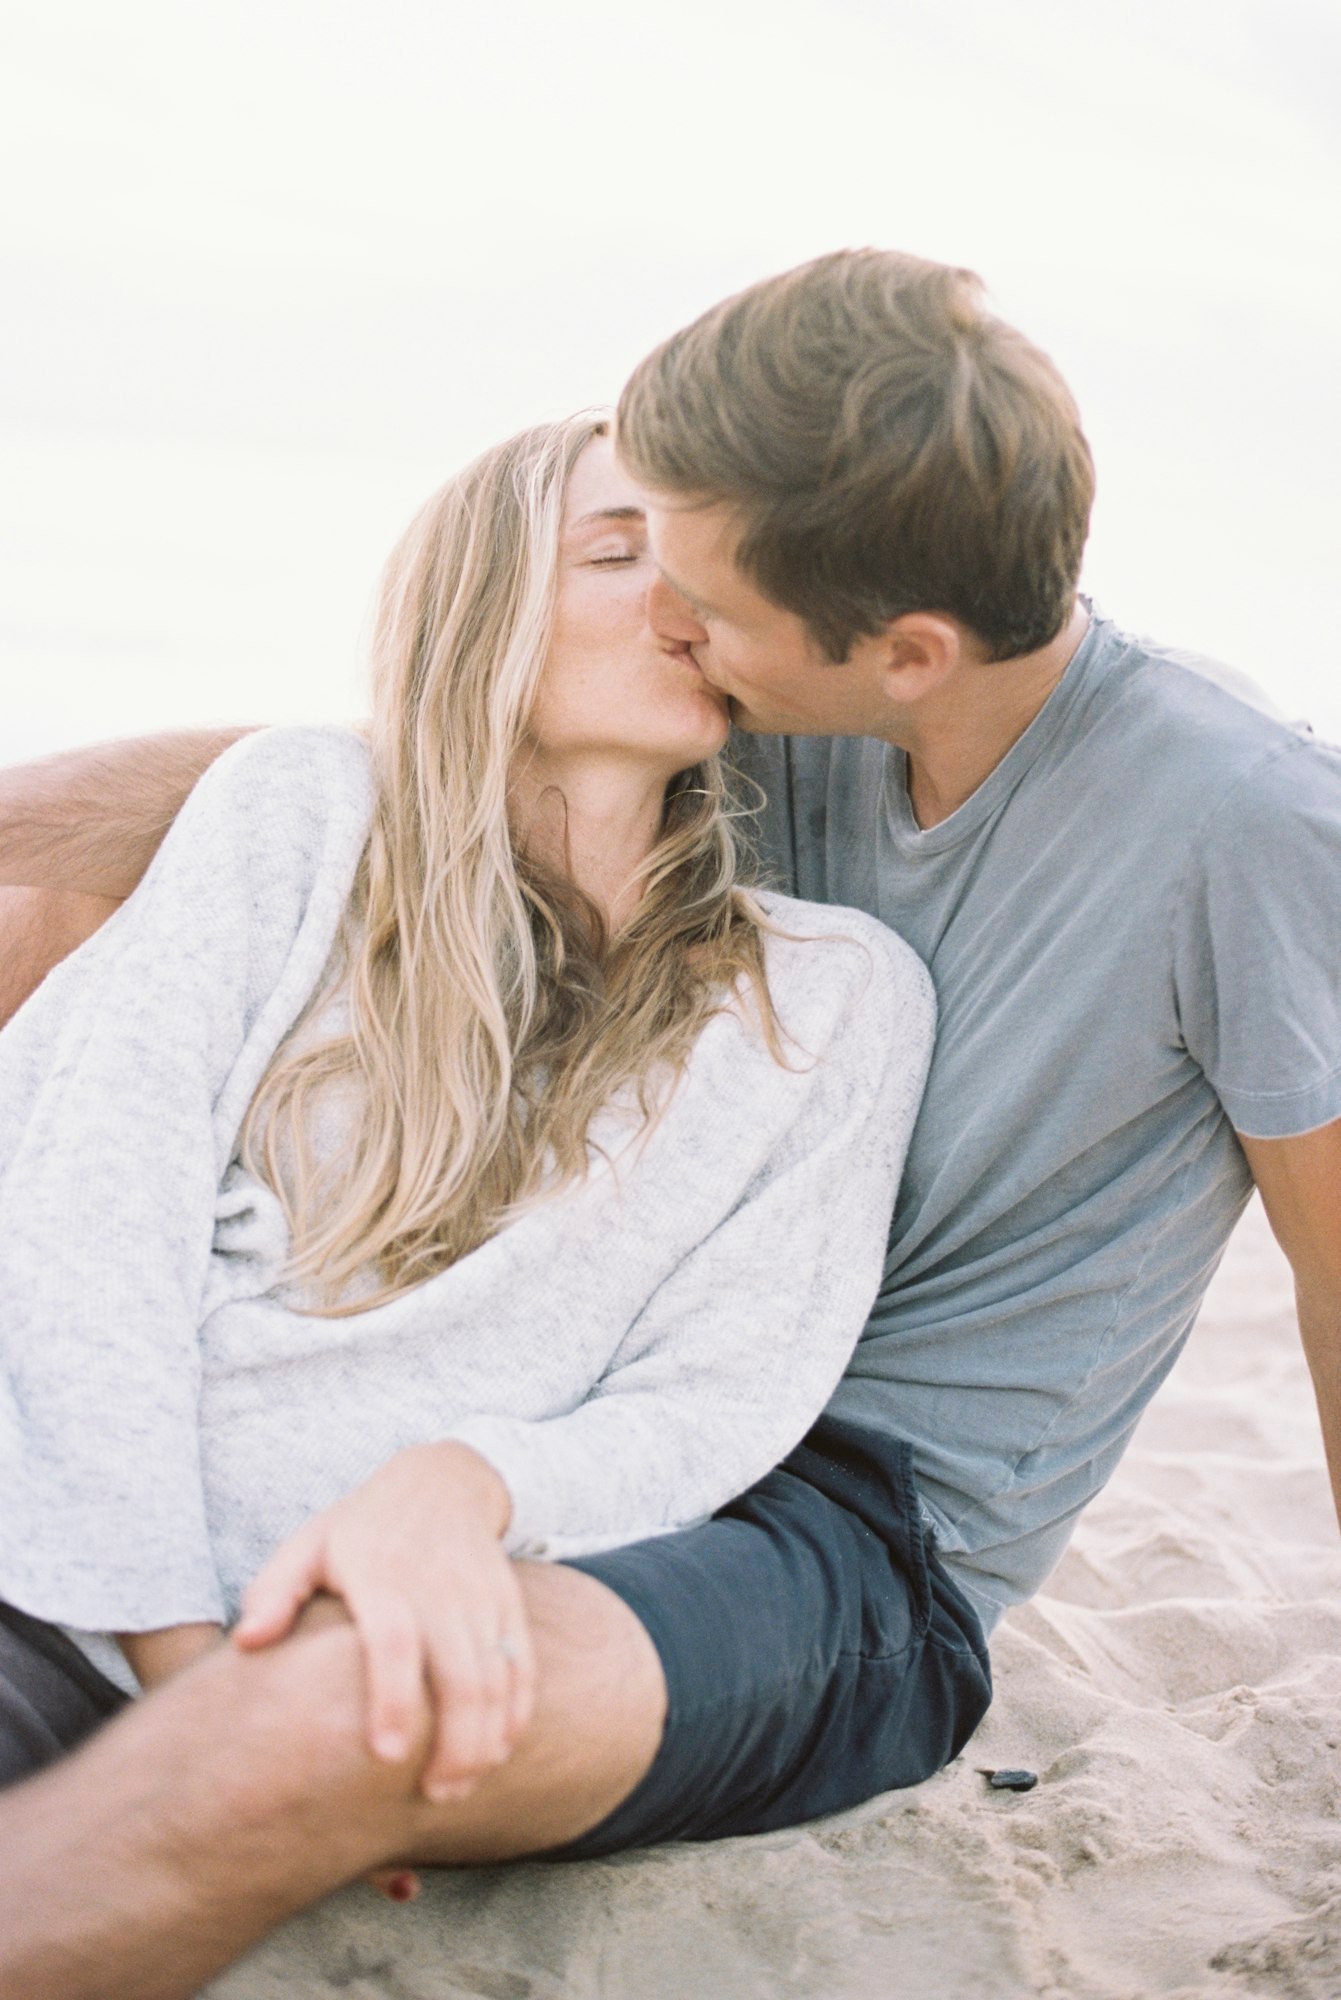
[733,608,1341,1635]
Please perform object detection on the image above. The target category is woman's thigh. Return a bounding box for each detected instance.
[544,1416,993,1858]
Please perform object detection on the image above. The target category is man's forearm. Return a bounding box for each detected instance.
[1296,1283,1341,1534]
[0,727,256,895]
[0,886,124,1029]
[1237,1127,1341,1540]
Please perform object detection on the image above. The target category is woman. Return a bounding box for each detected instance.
[0,412,934,1816]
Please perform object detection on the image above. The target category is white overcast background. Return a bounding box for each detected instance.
[2,0,1338,762]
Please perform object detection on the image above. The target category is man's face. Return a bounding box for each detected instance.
[642,492,890,738]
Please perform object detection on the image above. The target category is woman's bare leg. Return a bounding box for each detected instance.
[0,1565,666,2000]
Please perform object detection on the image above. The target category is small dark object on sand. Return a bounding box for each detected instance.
[978,1767,1038,1792]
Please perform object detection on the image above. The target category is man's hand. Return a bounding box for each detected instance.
[232,1443,535,1802]
[1239,1119,1341,1532]
[0,727,253,896]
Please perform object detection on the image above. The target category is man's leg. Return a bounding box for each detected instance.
[0,1564,666,2000]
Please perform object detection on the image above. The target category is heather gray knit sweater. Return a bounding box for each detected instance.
[0,727,934,1691]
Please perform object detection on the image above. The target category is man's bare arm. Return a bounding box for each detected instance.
[0,886,124,1028]
[0,727,256,896]
[1239,1120,1341,1532]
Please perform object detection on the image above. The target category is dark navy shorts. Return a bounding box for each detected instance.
[547,1413,992,1858]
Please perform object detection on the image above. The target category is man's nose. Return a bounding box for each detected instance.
[647,571,708,645]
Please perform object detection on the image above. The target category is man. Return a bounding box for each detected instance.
[1,249,1338,2000]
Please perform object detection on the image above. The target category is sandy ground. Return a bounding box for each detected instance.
[207,1199,1341,2000]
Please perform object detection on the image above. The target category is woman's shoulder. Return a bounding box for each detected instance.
[196,724,373,819]
[125,725,375,960]
[753,889,933,992]
[750,889,936,1041]
[173,725,374,870]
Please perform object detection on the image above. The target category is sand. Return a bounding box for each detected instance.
[206,1198,1341,1999]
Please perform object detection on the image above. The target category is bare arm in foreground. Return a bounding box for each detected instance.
[0,1565,667,2000]
[0,727,253,896]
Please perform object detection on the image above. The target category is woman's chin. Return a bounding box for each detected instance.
[697,696,734,755]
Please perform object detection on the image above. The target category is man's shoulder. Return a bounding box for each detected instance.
[1119,629,1290,725]
[1097,621,1341,833]
[1098,622,1312,770]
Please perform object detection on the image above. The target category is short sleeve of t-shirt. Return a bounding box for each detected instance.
[1172,733,1341,1138]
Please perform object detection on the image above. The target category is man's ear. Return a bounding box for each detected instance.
[857,612,969,702]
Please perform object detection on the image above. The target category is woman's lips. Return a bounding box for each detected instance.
[655,644,729,712]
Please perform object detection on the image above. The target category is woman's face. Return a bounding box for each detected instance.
[526,433,731,776]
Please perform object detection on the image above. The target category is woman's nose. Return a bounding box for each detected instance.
[647,571,708,645]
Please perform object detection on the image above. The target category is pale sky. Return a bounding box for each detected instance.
[2,0,1339,760]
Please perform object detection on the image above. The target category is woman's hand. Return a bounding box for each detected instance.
[232,1442,536,1802]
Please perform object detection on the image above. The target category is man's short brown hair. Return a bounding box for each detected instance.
[617,249,1095,662]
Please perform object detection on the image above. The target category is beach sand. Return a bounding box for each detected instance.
[207,1198,1341,1999]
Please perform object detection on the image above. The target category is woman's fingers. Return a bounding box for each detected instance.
[415,1621,508,1799]
[488,1566,536,1748]
[418,1595,538,1799]
[503,1598,538,1744]
[352,1588,431,1764]
[235,1495,540,1807]
[420,1624,487,1799]
[474,1638,515,1770]
[233,1527,326,1648]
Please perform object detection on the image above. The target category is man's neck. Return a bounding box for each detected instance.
[509,753,669,932]
[894,600,1091,831]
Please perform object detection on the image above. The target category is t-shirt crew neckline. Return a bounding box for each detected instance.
[883,606,1107,856]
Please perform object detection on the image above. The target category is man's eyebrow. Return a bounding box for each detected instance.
[570,505,647,529]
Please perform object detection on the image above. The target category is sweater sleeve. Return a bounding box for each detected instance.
[0,725,372,1632]
[446,918,936,1559]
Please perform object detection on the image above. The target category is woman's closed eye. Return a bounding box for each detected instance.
[588,550,641,566]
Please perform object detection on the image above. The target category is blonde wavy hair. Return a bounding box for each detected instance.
[240,411,780,1316]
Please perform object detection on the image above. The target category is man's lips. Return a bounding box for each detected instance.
[664,645,726,692]
[657,643,732,710]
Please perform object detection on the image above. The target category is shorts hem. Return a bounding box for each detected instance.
[542,1432,991,1862]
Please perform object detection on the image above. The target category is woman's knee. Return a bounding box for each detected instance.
[399,1564,668,1864]
[521,1561,666,1737]
[148,1570,667,1864]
